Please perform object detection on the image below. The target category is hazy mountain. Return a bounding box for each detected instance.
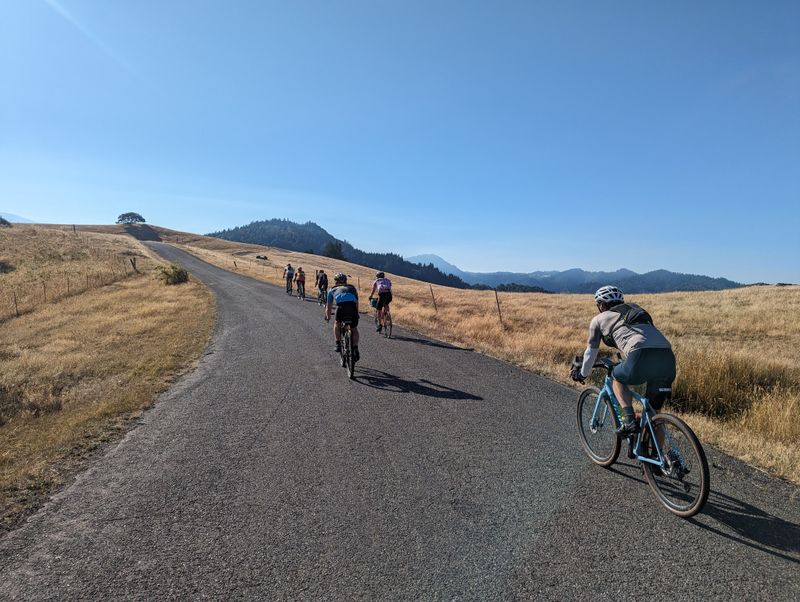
[0,212,33,223]
[406,254,741,293]
[208,219,470,288]
[405,254,466,278]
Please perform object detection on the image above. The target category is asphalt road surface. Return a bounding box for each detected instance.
[1,244,798,600]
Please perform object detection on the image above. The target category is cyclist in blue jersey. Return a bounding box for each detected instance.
[325,272,360,361]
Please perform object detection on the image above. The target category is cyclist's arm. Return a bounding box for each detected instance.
[369,283,377,298]
[325,289,334,318]
[580,318,603,378]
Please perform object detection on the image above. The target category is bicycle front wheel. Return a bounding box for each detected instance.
[641,413,709,518]
[576,387,621,467]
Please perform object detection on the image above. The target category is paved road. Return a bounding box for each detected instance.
[1,244,798,600]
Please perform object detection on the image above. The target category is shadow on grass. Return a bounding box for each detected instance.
[607,462,799,564]
[355,367,483,401]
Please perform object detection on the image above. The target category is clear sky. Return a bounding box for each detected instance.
[1,1,798,282]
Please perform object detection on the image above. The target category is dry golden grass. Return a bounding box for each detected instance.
[0,226,214,530]
[0,225,155,320]
[164,231,800,483]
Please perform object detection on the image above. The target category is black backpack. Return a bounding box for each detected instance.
[601,303,654,348]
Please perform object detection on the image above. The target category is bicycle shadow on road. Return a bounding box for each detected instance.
[354,367,483,401]
[688,489,800,564]
[609,462,799,564]
[389,335,475,352]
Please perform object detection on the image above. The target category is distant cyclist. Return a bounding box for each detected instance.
[570,285,675,434]
[325,273,360,361]
[316,269,329,302]
[283,263,294,294]
[295,267,306,299]
[369,271,392,333]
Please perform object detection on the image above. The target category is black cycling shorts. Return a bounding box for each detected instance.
[335,302,359,327]
[376,291,392,309]
[613,348,676,409]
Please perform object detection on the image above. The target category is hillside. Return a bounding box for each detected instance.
[0,225,214,530]
[208,219,469,288]
[43,223,800,483]
[132,228,797,483]
[406,254,742,293]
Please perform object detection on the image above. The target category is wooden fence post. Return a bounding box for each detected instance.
[86,274,90,290]
[43,282,47,303]
[13,291,19,317]
[234,260,238,270]
[429,284,438,312]
[494,289,504,329]
[66,275,70,296]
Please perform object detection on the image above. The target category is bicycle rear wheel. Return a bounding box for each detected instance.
[641,413,709,518]
[344,328,355,379]
[384,308,392,339]
[576,387,621,467]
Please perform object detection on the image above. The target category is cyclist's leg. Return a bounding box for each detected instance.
[641,349,677,448]
[611,350,646,429]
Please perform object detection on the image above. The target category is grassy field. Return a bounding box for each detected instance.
[0,226,215,530]
[152,229,799,484]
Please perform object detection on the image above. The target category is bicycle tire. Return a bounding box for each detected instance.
[384,309,392,339]
[641,413,709,518]
[576,386,621,467]
[344,328,355,379]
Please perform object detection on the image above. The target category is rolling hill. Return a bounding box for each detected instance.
[208,219,470,288]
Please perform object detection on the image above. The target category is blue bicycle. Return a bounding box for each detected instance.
[575,357,710,517]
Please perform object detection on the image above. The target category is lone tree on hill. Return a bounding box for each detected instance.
[116,212,146,225]
[0,217,11,228]
[322,240,345,260]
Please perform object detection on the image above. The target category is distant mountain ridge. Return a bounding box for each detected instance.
[208,219,470,288]
[406,254,742,293]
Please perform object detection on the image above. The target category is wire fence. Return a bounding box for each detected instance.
[1,255,153,323]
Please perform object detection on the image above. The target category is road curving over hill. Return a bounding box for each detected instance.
[1,243,797,600]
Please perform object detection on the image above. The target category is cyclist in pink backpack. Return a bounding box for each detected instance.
[369,272,393,333]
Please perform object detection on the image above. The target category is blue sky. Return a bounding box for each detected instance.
[1,1,798,282]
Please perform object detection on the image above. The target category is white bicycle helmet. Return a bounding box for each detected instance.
[594,285,624,304]
[334,272,347,283]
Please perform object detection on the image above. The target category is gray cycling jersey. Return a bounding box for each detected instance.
[580,303,671,378]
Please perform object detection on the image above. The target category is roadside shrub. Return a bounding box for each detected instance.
[156,263,189,285]
[0,259,14,273]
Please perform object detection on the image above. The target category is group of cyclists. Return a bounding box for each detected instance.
[283,263,394,365]
[282,261,675,423]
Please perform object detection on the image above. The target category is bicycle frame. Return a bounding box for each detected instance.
[591,374,666,467]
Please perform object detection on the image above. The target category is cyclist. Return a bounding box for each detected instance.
[368,271,392,332]
[570,285,675,435]
[316,269,329,302]
[325,273,360,361]
[283,263,294,294]
[295,267,306,299]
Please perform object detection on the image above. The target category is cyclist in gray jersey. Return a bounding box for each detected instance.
[570,285,676,434]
